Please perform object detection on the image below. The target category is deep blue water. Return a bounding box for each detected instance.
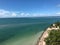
[0,17,60,45]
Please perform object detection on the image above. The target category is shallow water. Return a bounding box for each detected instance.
[0,17,60,45]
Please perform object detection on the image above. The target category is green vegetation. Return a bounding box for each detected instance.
[45,30,60,45]
[50,22,60,28]
[55,22,60,27]
[44,22,60,45]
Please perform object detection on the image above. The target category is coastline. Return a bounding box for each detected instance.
[36,27,47,45]
[36,23,60,45]
[36,28,49,45]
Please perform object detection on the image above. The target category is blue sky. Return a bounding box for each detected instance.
[0,0,60,17]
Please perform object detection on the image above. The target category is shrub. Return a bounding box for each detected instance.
[45,30,60,45]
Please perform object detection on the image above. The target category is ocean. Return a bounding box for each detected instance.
[0,17,60,45]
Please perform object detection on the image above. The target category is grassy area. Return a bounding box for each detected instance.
[45,30,60,45]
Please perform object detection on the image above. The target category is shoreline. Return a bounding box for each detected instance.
[36,23,60,45]
[36,28,48,45]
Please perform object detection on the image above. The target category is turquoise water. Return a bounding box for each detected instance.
[0,17,60,45]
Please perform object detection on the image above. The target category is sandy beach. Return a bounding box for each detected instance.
[36,24,59,45]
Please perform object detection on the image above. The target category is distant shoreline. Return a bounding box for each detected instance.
[0,16,60,18]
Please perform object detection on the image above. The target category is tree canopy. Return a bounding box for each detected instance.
[45,30,60,45]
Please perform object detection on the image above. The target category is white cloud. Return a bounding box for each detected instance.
[11,13,17,17]
[0,9,31,17]
[0,9,10,15]
[19,13,30,17]
[32,13,50,17]
[0,9,18,17]
[1,9,60,18]
[20,13,25,16]
[26,13,30,16]
[0,9,52,17]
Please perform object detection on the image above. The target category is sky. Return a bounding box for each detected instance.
[0,0,60,17]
